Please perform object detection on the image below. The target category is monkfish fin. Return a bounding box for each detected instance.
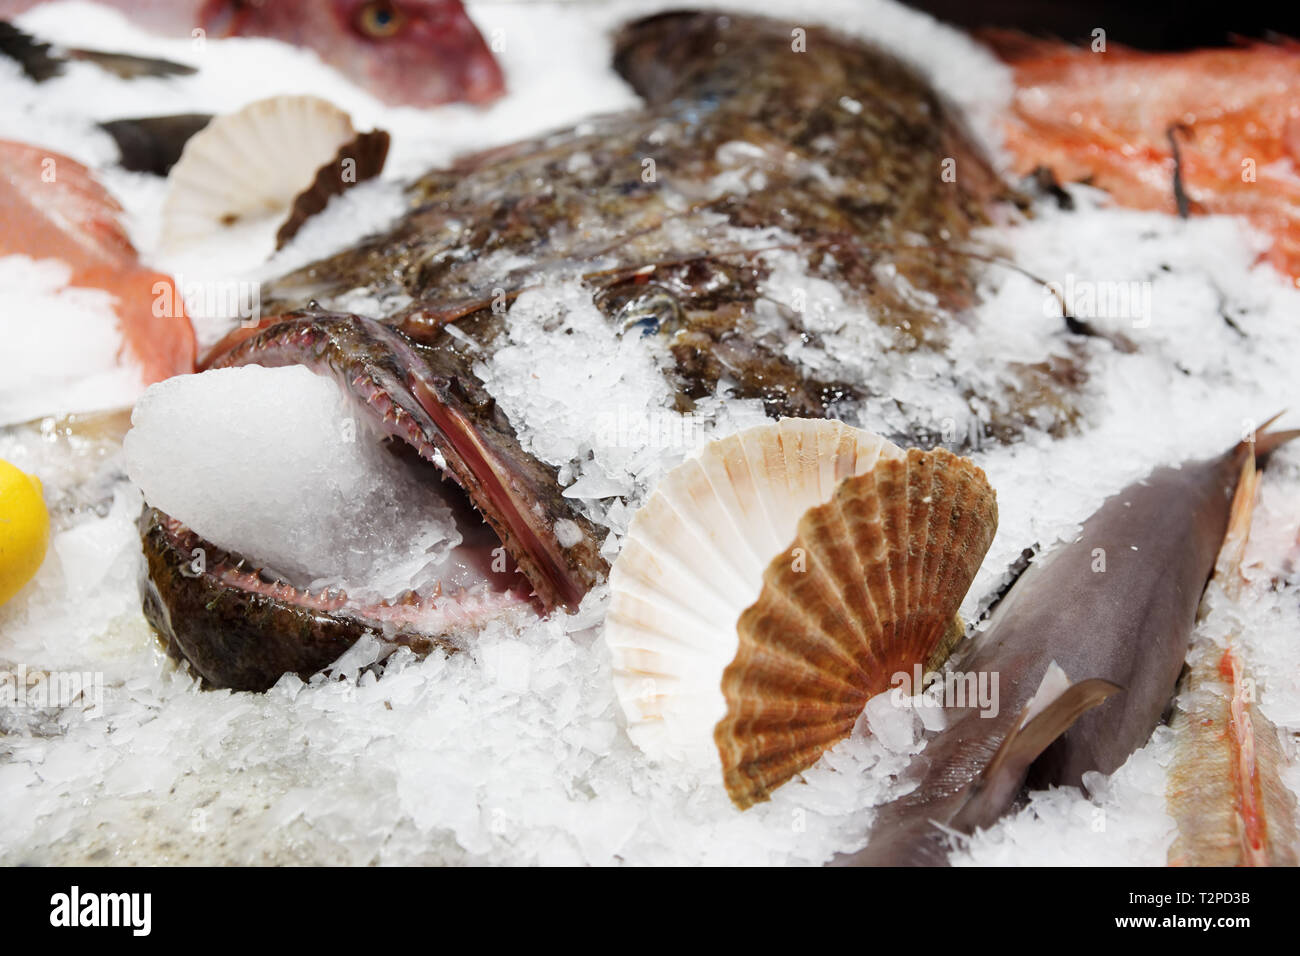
[949,663,1121,833]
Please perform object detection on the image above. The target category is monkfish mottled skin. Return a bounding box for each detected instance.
[262,11,1084,440]
[839,427,1296,866]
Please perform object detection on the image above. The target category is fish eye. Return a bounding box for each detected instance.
[355,1,406,39]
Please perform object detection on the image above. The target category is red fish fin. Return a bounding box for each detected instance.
[117,269,195,383]
[949,666,1121,833]
[1170,448,1299,866]
[0,139,132,263]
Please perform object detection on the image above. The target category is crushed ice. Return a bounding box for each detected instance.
[3,0,1300,865]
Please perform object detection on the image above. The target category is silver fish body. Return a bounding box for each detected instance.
[839,436,1268,866]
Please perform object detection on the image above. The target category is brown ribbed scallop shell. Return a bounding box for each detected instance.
[716,447,998,808]
[277,128,391,248]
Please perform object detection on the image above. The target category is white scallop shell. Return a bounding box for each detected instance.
[158,96,356,251]
[604,418,905,769]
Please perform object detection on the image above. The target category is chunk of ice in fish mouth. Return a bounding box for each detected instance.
[126,361,572,693]
[125,365,511,602]
[129,311,606,691]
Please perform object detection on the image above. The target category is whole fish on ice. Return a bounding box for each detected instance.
[138,310,605,690]
[257,10,1081,438]
[137,11,1095,690]
[838,422,1298,866]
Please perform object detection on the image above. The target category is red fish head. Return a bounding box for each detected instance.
[210,0,505,107]
[326,0,505,106]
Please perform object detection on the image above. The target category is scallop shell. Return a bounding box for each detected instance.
[606,419,903,764]
[159,96,357,250]
[605,419,997,808]
[276,129,390,249]
[718,445,997,807]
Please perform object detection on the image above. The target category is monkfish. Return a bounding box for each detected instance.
[137,11,1090,691]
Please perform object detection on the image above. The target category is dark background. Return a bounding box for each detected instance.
[901,0,1300,49]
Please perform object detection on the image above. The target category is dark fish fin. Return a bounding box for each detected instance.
[99,114,212,176]
[0,21,196,82]
[949,668,1121,833]
[65,47,196,79]
[0,20,63,81]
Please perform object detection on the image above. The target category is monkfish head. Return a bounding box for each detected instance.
[136,310,606,690]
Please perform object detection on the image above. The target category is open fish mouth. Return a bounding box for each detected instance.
[137,309,608,690]
[139,505,531,691]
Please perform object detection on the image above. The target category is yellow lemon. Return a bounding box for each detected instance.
[0,459,49,607]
